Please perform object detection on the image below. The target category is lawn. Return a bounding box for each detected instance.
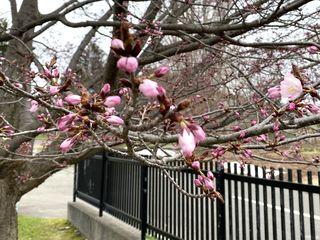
[18,215,85,240]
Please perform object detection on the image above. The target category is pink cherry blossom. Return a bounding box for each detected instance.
[104,96,121,107]
[60,137,76,153]
[154,66,169,77]
[178,128,196,157]
[36,126,45,133]
[100,83,110,98]
[267,86,281,99]
[44,69,51,78]
[56,98,64,107]
[111,38,125,50]
[29,100,39,112]
[307,104,319,114]
[280,73,303,100]
[64,95,81,105]
[190,124,206,143]
[139,79,160,98]
[204,178,214,190]
[52,68,59,78]
[307,46,319,54]
[288,102,296,111]
[57,113,76,131]
[256,134,267,142]
[194,178,202,187]
[242,149,252,158]
[106,115,124,125]
[191,161,200,171]
[207,170,214,180]
[117,57,138,73]
[49,86,59,95]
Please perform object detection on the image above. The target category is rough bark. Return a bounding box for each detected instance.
[0,179,19,240]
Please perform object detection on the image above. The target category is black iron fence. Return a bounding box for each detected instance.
[73,153,320,240]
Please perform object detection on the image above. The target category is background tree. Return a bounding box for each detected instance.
[0,0,320,239]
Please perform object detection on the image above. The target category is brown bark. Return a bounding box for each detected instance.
[0,179,19,240]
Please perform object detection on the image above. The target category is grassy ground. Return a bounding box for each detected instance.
[18,215,85,240]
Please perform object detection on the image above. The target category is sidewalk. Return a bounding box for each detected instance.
[17,167,74,218]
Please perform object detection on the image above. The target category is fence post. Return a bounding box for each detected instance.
[216,162,225,240]
[99,151,107,217]
[140,164,148,240]
[73,163,77,202]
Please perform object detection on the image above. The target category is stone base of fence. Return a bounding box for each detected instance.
[68,201,140,240]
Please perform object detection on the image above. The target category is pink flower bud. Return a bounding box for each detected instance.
[154,66,169,77]
[256,134,267,142]
[267,86,281,99]
[194,179,202,187]
[111,38,125,50]
[29,100,39,112]
[57,113,76,131]
[44,69,51,78]
[49,86,59,95]
[139,79,160,98]
[52,68,59,78]
[307,46,319,54]
[106,115,124,125]
[178,128,196,157]
[191,161,200,171]
[190,124,206,143]
[207,171,214,180]
[239,131,246,139]
[100,83,110,98]
[64,95,81,105]
[56,98,64,107]
[104,96,121,107]
[242,149,252,158]
[204,178,214,190]
[60,137,76,153]
[37,126,46,133]
[117,57,138,73]
[288,102,296,111]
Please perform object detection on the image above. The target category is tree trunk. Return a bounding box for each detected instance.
[0,180,18,240]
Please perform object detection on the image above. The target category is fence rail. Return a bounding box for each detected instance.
[73,152,320,240]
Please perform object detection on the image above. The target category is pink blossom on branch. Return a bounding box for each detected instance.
[29,100,39,112]
[191,161,200,171]
[154,66,170,77]
[104,96,121,108]
[60,137,76,153]
[178,128,196,157]
[100,83,110,98]
[139,79,160,98]
[64,94,81,105]
[307,46,319,54]
[117,57,138,73]
[267,86,281,99]
[111,38,125,50]
[280,73,303,100]
[49,86,59,96]
[106,115,124,125]
[189,124,206,143]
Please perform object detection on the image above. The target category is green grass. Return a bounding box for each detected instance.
[18,215,85,240]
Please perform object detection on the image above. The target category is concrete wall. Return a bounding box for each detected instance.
[68,201,140,240]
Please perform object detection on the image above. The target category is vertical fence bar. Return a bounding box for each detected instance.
[216,162,225,240]
[99,153,107,217]
[279,168,286,240]
[297,170,305,240]
[73,163,77,202]
[241,167,246,240]
[255,166,261,240]
[263,168,269,240]
[182,170,185,240]
[271,171,277,240]
[288,169,295,240]
[227,163,233,240]
[234,164,239,240]
[140,164,148,240]
[248,165,253,240]
[307,171,315,240]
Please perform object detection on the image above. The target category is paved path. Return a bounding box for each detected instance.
[17,167,74,218]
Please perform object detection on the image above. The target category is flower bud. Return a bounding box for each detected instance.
[117,57,138,73]
[191,161,200,171]
[154,66,169,77]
